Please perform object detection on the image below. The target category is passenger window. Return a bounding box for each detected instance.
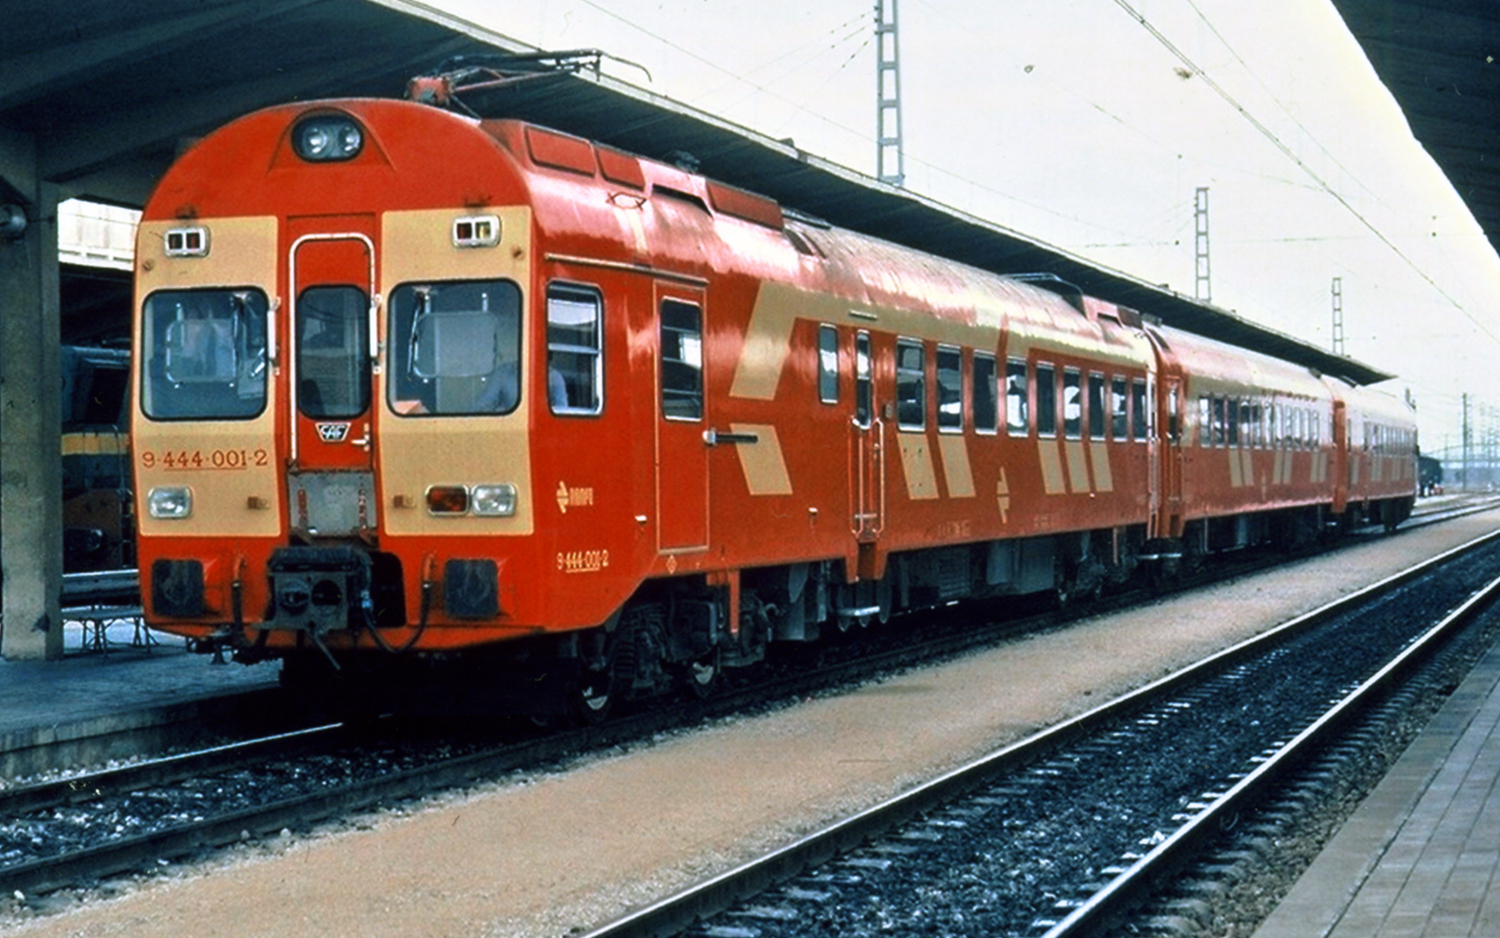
[660,299,703,421]
[937,345,963,432]
[818,325,839,404]
[1132,378,1148,441]
[389,279,521,416]
[1006,358,1029,437]
[1227,398,1240,447]
[1063,368,1083,440]
[854,332,873,428]
[1088,371,1106,440]
[1199,396,1211,447]
[547,283,602,415]
[1112,376,1129,440]
[1036,362,1057,437]
[896,339,926,430]
[973,352,999,434]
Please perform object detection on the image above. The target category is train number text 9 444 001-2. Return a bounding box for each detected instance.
[140,448,270,471]
[557,549,610,574]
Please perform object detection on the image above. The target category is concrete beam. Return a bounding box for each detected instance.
[38,32,476,184]
[0,180,63,661]
[0,0,320,113]
[0,124,36,204]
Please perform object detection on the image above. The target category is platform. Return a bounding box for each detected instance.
[1255,633,1500,938]
[0,618,280,779]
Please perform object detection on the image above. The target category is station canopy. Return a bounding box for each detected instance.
[1330,0,1500,270]
[4,0,1394,383]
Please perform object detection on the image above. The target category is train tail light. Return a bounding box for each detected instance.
[426,485,469,515]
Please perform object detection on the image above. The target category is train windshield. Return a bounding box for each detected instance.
[141,288,269,419]
[388,280,522,416]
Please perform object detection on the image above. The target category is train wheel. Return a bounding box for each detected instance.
[573,629,620,725]
[681,649,720,700]
[573,667,614,724]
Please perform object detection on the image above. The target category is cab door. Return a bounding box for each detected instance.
[655,284,709,554]
[286,219,378,539]
[850,330,883,542]
[1143,326,1183,539]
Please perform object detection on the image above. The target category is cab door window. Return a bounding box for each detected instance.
[660,299,703,420]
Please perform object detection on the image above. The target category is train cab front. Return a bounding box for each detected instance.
[131,99,556,685]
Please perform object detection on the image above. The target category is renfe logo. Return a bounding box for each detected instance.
[316,423,351,443]
[555,480,596,514]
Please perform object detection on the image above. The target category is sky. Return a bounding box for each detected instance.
[438,0,1500,458]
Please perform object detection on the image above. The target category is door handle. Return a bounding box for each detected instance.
[704,428,758,446]
[349,422,372,451]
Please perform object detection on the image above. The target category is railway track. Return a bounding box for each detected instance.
[576,529,1500,938]
[5,503,1495,906]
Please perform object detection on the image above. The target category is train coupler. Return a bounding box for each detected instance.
[265,546,372,646]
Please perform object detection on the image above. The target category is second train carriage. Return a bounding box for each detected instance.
[131,96,1416,714]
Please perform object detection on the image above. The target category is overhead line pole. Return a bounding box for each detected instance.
[1194,187,1211,302]
[876,0,904,186]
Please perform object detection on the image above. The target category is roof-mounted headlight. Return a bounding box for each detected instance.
[292,115,364,162]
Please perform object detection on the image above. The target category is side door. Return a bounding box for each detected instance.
[286,219,378,538]
[1142,326,1180,539]
[850,329,883,542]
[655,283,709,554]
[1332,398,1350,513]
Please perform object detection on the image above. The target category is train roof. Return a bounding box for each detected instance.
[406,57,1395,387]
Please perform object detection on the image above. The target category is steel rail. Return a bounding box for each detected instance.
[1040,553,1500,935]
[0,720,585,897]
[577,526,1500,938]
[0,723,343,818]
[11,511,1496,904]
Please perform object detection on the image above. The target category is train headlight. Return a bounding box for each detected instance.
[292,115,364,162]
[147,486,193,519]
[471,483,518,517]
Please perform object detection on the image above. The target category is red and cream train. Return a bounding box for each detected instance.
[131,95,1417,714]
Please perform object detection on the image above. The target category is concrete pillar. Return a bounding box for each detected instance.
[0,182,64,660]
